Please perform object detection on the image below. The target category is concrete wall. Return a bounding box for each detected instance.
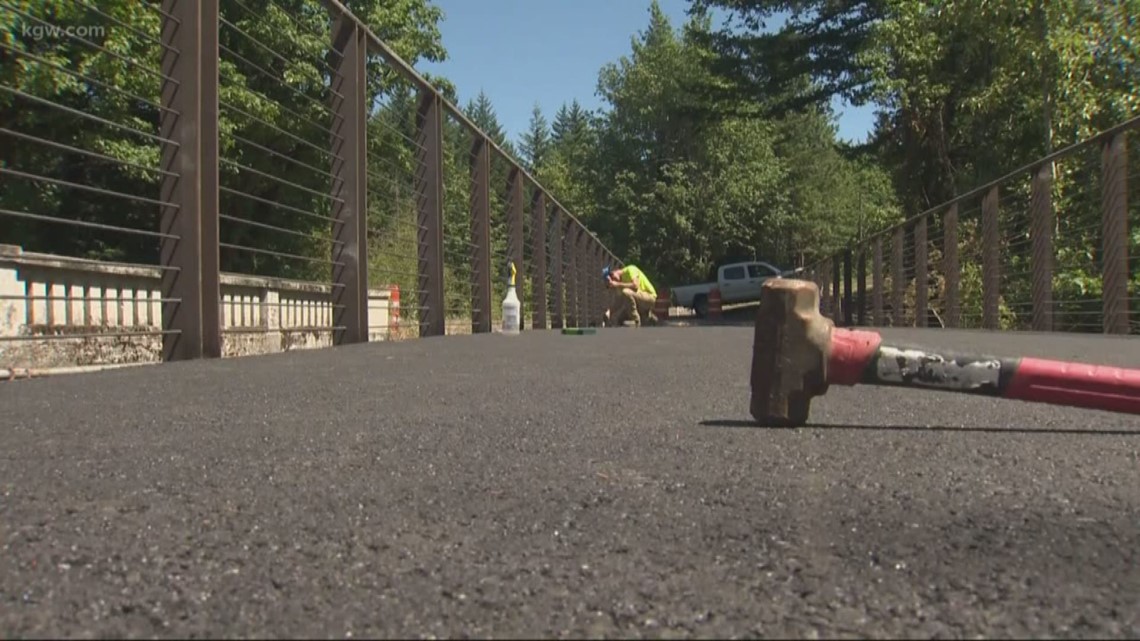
[0,245,399,370]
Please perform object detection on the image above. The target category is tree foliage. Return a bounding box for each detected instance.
[1,0,446,281]
[530,1,899,286]
[518,104,551,173]
[4,0,1134,332]
[0,0,899,296]
[689,0,1139,330]
[690,0,1139,208]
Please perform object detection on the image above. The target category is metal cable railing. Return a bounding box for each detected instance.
[0,0,622,376]
[806,116,1139,336]
[0,1,179,372]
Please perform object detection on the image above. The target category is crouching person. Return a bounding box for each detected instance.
[603,264,658,327]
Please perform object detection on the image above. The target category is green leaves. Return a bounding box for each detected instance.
[692,0,1137,222]
[518,104,552,173]
[464,90,511,152]
[546,1,900,286]
[1,0,447,275]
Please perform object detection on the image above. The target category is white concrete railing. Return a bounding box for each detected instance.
[0,245,400,371]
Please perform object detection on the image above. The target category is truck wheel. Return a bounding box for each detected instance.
[693,294,709,318]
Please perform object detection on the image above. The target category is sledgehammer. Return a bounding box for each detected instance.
[750,278,1140,426]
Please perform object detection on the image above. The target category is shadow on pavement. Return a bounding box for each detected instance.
[700,419,1140,436]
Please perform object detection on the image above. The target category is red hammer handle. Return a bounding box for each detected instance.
[1006,357,1140,415]
[826,328,1140,416]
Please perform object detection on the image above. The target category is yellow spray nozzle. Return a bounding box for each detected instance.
[509,261,516,287]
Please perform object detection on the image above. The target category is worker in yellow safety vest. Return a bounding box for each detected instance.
[603,264,658,327]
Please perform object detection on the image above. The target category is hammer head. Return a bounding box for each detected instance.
[750,279,833,426]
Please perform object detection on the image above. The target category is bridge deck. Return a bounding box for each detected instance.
[2,327,1139,638]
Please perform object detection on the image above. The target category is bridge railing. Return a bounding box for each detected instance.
[806,117,1138,335]
[0,0,621,373]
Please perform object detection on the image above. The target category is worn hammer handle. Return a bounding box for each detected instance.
[827,328,1140,416]
[1003,358,1140,415]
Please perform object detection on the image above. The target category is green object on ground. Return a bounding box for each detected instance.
[561,327,597,335]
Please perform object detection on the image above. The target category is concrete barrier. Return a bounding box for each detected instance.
[0,245,394,369]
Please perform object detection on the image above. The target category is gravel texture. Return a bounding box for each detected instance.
[2,326,1139,638]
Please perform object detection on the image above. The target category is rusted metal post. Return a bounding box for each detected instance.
[414,91,445,337]
[564,220,579,328]
[982,185,1000,330]
[469,134,492,334]
[914,216,928,328]
[330,11,367,345]
[1102,132,1130,334]
[530,188,548,329]
[584,239,593,325]
[857,246,866,326]
[830,262,836,320]
[603,246,611,321]
[159,0,221,361]
[578,230,587,326]
[832,256,842,323]
[825,257,834,317]
[891,227,904,326]
[550,205,564,329]
[580,232,592,326]
[593,242,602,325]
[572,223,583,327]
[819,260,828,318]
[943,203,959,328]
[574,224,583,326]
[595,243,605,324]
[834,256,843,319]
[872,236,883,326]
[590,244,599,323]
[1029,162,1054,332]
[586,242,596,325]
[507,167,526,331]
[842,248,853,327]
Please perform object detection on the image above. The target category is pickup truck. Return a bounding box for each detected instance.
[671,261,798,317]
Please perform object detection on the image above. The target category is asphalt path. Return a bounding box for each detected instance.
[2,326,1139,638]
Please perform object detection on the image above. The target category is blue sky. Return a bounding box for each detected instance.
[415,0,879,147]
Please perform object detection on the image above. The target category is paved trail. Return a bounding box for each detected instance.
[2,326,1139,638]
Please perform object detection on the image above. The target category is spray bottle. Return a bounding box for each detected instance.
[502,261,521,335]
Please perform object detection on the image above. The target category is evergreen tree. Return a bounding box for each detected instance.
[518,104,552,172]
[464,89,514,155]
